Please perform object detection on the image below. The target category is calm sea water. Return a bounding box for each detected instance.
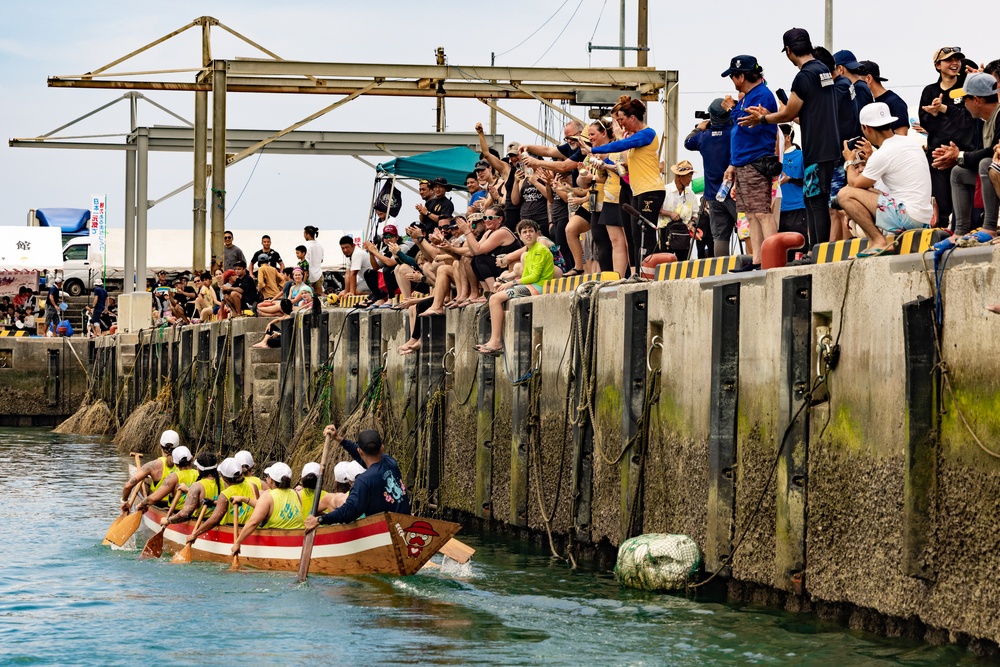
[0,428,978,666]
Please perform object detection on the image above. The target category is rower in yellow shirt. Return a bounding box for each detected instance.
[235,450,262,495]
[118,430,181,512]
[231,462,304,555]
[184,457,256,545]
[162,452,221,525]
[297,462,338,515]
[136,446,197,512]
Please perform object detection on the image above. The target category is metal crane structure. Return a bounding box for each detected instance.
[10,16,678,294]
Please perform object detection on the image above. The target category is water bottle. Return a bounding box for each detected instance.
[716,178,733,202]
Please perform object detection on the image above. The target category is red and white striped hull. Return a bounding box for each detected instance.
[141,508,460,576]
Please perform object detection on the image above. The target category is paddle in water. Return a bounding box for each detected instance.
[104,453,144,545]
[139,492,182,559]
[229,500,241,571]
[171,505,207,564]
[297,431,333,583]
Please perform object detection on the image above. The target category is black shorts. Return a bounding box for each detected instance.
[472,254,504,281]
[574,207,592,224]
[598,202,623,227]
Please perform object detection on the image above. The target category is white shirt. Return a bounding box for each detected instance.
[304,239,324,283]
[862,135,933,224]
[348,249,371,293]
[660,184,697,228]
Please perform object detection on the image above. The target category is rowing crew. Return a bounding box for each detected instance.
[117,424,411,554]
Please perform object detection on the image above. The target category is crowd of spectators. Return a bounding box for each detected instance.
[681,31,1000,266]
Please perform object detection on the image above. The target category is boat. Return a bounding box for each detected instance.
[141,506,461,576]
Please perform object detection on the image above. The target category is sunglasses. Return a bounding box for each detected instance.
[481,215,502,221]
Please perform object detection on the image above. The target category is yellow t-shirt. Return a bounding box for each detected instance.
[220,480,257,525]
[262,488,304,530]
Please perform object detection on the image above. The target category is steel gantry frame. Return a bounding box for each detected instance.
[12,16,678,289]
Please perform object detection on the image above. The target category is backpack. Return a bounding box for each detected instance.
[661,220,692,254]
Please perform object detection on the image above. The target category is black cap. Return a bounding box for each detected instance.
[861,60,887,82]
[358,429,382,450]
[474,159,490,171]
[781,27,812,53]
[721,55,761,78]
[431,177,450,191]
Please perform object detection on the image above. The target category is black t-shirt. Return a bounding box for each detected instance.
[46,285,59,310]
[234,274,258,306]
[875,90,911,133]
[833,76,861,143]
[918,79,978,154]
[250,248,282,270]
[502,169,521,230]
[791,59,840,164]
[518,179,548,224]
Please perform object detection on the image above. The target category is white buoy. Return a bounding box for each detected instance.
[615,534,701,591]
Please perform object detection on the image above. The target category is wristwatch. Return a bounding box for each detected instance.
[957,151,965,166]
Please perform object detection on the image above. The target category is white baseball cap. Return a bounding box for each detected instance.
[159,430,180,449]
[301,462,322,477]
[171,446,192,465]
[334,461,366,484]
[263,462,293,483]
[218,457,241,479]
[858,102,897,128]
[235,450,254,468]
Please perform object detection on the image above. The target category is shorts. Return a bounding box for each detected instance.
[575,207,593,224]
[828,164,847,208]
[875,195,928,234]
[598,202,623,227]
[778,208,808,237]
[472,254,505,281]
[733,164,773,214]
[504,284,535,299]
[90,307,104,325]
[709,198,738,242]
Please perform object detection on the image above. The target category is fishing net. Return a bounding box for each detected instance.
[614,534,701,591]
[112,397,175,456]
[54,399,115,436]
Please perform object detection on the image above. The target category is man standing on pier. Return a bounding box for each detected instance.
[44,276,62,337]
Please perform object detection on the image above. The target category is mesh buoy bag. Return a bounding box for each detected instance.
[614,534,701,591]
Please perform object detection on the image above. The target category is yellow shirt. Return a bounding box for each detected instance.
[300,488,328,516]
[262,488,304,529]
[625,130,664,196]
[171,469,199,508]
[151,456,179,495]
[601,153,623,204]
[220,480,257,525]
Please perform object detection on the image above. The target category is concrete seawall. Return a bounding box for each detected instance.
[0,338,89,426]
[74,246,1000,650]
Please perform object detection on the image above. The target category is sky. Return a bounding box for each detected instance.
[1,0,996,240]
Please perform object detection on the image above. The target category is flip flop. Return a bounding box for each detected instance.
[856,245,895,258]
[474,344,503,357]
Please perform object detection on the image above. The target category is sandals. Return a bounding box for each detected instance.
[856,245,895,258]
[562,268,585,277]
[474,344,504,357]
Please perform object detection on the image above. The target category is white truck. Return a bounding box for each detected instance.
[60,229,352,296]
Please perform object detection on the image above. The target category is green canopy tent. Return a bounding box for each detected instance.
[376,146,481,188]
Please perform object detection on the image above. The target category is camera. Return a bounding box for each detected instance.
[776,88,789,105]
[846,136,863,150]
[694,110,711,120]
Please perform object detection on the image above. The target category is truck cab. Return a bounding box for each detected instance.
[61,237,93,297]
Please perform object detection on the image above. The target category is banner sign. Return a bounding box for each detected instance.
[89,194,107,259]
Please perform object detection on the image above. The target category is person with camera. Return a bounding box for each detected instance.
[837,102,932,257]
[685,98,737,257]
[721,55,779,272]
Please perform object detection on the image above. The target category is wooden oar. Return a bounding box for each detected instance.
[228,500,241,571]
[439,538,476,564]
[171,505,208,564]
[297,432,333,583]
[103,453,144,545]
[139,492,182,559]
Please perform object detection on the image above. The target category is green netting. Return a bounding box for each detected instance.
[614,533,701,591]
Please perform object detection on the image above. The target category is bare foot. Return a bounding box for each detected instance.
[987,304,1000,314]
[419,309,445,317]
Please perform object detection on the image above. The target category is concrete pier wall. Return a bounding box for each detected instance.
[0,338,89,425]
[76,247,1000,647]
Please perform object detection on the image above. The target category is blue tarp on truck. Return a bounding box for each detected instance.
[34,208,90,236]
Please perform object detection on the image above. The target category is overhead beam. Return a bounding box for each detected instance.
[48,77,663,101]
[479,100,557,145]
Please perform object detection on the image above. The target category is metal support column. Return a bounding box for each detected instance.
[622,290,648,541]
[475,312,496,520]
[135,127,149,290]
[707,282,741,574]
[509,302,533,528]
[902,296,939,581]
[776,274,812,593]
[210,60,227,267]
[124,97,137,292]
[193,23,210,271]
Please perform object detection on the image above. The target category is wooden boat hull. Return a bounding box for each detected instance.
[141,508,460,576]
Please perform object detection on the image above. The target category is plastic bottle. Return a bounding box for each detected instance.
[716,178,733,202]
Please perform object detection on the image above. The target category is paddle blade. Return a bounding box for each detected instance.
[102,512,127,544]
[171,544,193,564]
[140,530,165,560]
[106,511,143,547]
[102,538,112,546]
[439,538,475,564]
[229,553,241,571]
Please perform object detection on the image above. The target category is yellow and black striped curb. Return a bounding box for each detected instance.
[655,255,742,281]
[541,271,620,294]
